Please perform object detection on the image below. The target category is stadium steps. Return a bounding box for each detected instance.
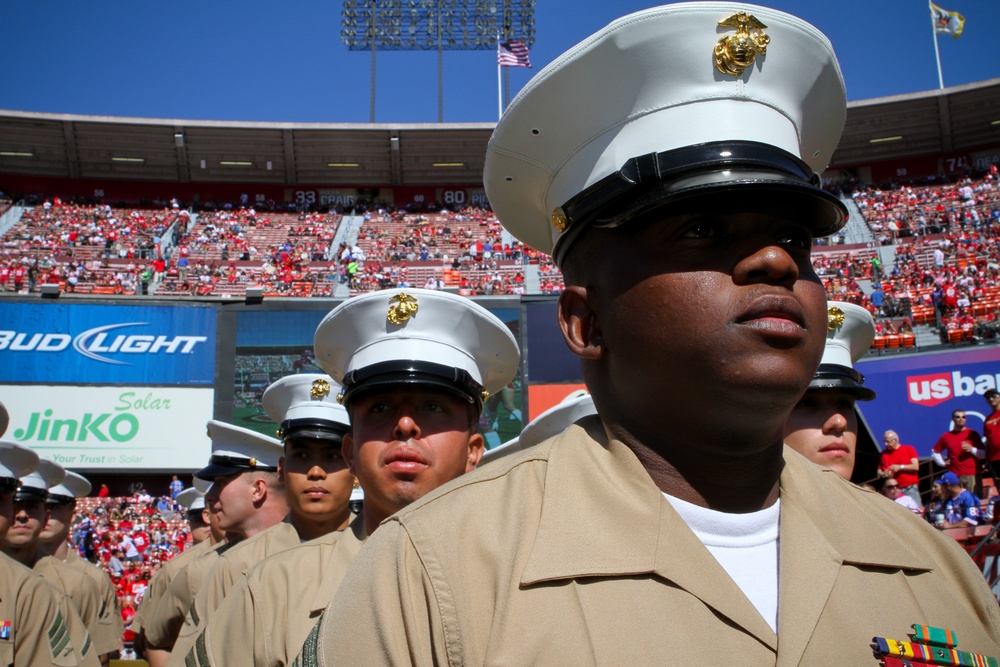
[0,205,26,237]
[839,196,877,246]
[524,263,541,293]
[332,213,365,298]
[913,324,942,348]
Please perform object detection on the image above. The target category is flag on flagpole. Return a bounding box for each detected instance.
[930,2,965,38]
[498,40,531,68]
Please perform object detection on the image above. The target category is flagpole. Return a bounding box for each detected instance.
[497,37,504,120]
[930,1,945,89]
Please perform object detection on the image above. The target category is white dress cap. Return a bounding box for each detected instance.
[18,458,66,500]
[193,477,213,495]
[261,374,350,443]
[314,289,520,409]
[482,390,596,464]
[0,441,39,482]
[194,420,283,481]
[48,471,92,502]
[810,301,876,400]
[485,2,847,262]
[176,487,206,511]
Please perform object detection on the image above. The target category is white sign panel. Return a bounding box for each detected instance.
[0,385,214,470]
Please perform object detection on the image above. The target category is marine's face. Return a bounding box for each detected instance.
[3,498,48,548]
[782,389,858,480]
[204,472,253,533]
[569,197,827,439]
[987,394,1000,411]
[345,387,483,522]
[40,502,73,542]
[279,437,355,521]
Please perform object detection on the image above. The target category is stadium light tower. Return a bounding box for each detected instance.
[341,0,536,123]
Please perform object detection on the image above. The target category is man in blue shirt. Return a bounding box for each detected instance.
[870,284,885,316]
[168,475,183,499]
[938,471,982,529]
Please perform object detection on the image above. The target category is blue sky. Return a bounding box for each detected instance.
[2,1,997,124]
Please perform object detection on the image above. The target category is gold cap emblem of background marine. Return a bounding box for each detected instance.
[714,12,770,77]
[550,207,568,233]
[310,378,331,399]
[387,293,419,325]
[828,306,846,331]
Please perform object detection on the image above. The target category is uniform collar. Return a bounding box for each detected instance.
[521,416,933,653]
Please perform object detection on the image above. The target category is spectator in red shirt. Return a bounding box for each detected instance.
[932,409,984,492]
[878,430,921,505]
[983,389,1000,482]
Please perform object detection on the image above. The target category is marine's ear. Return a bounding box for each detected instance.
[558,286,604,361]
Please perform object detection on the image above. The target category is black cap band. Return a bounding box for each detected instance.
[0,477,19,494]
[341,360,486,411]
[552,141,847,265]
[46,492,76,505]
[14,486,48,503]
[194,454,279,481]
[278,418,350,444]
[809,363,876,401]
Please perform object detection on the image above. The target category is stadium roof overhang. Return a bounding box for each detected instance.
[1,78,999,187]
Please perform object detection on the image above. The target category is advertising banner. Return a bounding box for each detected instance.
[0,302,216,385]
[0,385,214,470]
[857,347,1000,456]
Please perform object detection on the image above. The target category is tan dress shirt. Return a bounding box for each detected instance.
[170,522,301,667]
[196,516,366,667]
[64,549,124,655]
[312,416,1000,666]
[0,554,92,667]
[142,541,227,649]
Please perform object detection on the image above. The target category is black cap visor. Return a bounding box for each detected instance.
[195,454,278,481]
[809,364,876,401]
[341,360,485,411]
[552,141,847,266]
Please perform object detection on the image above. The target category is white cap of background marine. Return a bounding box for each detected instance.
[176,487,206,512]
[482,390,596,464]
[262,374,351,445]
[0,441,39,492]
[17,459,66,502]
[47,471,92,504]
[809,301,877,401]
[195,421,283,481]
[313,288,520,411]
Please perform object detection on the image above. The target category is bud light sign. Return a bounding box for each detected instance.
[0,302,216,385]
[858,347,1000,456]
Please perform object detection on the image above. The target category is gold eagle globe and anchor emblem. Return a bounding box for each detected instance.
[387,293,419,325]
[714,12,770,77]
[827,306,846,332]
[310,378,331,399]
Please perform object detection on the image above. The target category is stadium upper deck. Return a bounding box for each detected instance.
[1,77,1000,204]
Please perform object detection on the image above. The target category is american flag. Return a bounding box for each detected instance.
[497,39,531,68]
